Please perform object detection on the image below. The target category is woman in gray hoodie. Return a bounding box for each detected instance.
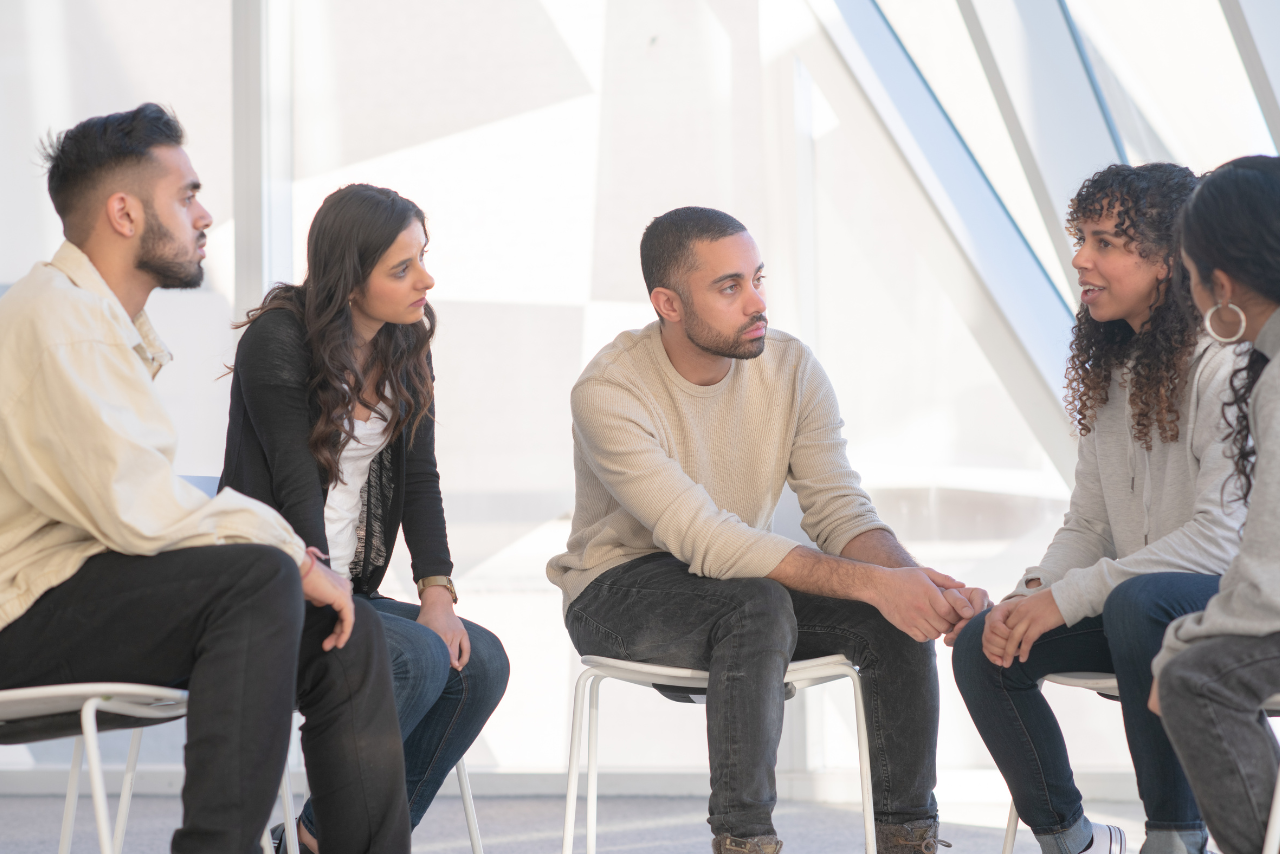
[1153,155,1280,854]
[953,163,1246,854]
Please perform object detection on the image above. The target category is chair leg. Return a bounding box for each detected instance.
[80,699,114,854]
[1002,800,1020,854]
[111,728,143,854]
[279,768,299,854]
[587,676,603,854]
[59,736,85,854]
[562,668,596,854]
[849,667,876,854]
[456,759,484,854]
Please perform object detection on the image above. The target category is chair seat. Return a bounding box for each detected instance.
[579,654,856,702]
[0,683,188,745]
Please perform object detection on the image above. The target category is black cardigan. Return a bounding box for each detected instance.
[219,307,452,594]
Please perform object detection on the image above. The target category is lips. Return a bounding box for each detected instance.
[410,297,427,308]
[1080,286,1104,305]
[742,322,767,339]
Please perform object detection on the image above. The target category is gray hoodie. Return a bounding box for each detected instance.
[1154,312,1280,676]
[1007,336,1246,627]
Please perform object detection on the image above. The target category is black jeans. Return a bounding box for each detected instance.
[952,573,1217,854]
[565,553,939,838]
[1160,633,1280,854]
[0,544,410,854]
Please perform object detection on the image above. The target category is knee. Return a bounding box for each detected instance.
[462,622,511,705]
[952,610,990,673]
[1103,574,1160,626]
[392,621,452,700]
[731,578,797,647]
[240,545,304,631]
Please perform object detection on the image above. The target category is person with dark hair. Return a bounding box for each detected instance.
[951,163,1245,854]
[1151,155,1280,854]
[0,103,411,853]
[221,183,509,853]
[548,206,991,854]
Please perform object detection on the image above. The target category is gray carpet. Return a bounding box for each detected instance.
[0,793,1089,853]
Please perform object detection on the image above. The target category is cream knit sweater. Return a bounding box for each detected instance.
[546,322,891,611]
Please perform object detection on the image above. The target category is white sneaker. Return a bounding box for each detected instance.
[1093,824,1125,854]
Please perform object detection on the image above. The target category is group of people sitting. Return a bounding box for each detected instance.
[1,101,1278,854]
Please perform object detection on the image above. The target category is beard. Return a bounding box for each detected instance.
[684,305,768,360]
[136,203,205,290]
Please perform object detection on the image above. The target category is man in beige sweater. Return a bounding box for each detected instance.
[548,207,990,854]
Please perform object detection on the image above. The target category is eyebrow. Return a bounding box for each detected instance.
[182,180,201,194]
[709,263,765,286]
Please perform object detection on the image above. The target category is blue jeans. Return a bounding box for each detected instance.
[300,595,510,837]
[953,573,1218,854]
[565,553,939,839]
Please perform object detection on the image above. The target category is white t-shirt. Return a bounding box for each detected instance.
[324,404,392,578]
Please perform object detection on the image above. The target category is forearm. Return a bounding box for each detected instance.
[767,545,884,602]
[840,528,917,568]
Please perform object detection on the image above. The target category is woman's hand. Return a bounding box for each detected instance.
[1148,677,1161,716]
[418,584,471,670]
[981,597,1021,666]
[1000,588,1067,667]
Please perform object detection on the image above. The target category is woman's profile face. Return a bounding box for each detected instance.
[1072,211,1168,331]
[351,221,433,332]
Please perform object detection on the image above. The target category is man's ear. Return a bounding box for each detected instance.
[650,287,684,324]
[103,191,143,240]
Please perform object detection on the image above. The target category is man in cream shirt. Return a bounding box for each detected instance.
[0,104,409,853]
[549,207,990,854]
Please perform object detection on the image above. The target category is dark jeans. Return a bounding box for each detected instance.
[565,553,939,839]
[299,595,509,836]
[952,572,1218,854]
[0,545,410,854]
[1160,633,1280,854]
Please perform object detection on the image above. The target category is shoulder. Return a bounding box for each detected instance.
[0,262,132,351]
[236,302,309,380]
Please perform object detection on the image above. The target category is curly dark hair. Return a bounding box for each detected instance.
[1179,155,1280,505]
[1063,163,1201,449]
[236,184,435,487]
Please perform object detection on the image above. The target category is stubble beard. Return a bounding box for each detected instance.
[683,303,768,360]
[135,203,205,290]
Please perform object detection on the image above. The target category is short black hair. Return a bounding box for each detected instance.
[41,103,185,241]
[640,206,747,296]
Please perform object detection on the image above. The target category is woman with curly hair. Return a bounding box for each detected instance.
[219,184,510,852]
[953,163,1246,854]
[1152,156,1280,854]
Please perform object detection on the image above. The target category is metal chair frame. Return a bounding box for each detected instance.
[560,654,876,854]
[998,672,1280,854]
[0,682,485,854]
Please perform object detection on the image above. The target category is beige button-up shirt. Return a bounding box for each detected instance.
[0,242,306,633]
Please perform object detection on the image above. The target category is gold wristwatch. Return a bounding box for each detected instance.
[416,575,457,604]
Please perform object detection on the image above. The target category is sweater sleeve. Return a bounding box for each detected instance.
[571,377,798,580]
[401,396,453,581]
[1049,347,1245,626]
[787,352,892,554]
[1154,362,1280,677]
[232,310,329,552]
[1005,426,1114,603]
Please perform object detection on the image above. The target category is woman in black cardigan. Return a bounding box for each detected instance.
[221,184,508,852]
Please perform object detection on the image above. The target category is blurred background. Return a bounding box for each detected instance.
[1,0,1278,821]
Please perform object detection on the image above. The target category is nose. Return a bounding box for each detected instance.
[1072,244,1088,271]
[194,200,213,232]
[746,283,766,315]
[421,267,435,291]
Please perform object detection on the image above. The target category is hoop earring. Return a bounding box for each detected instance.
[1204,302,1247,344]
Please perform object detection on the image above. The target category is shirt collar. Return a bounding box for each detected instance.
[50,241,173,377]
[1255,309,1280,362]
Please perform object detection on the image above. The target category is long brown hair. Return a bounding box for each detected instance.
[237,184,436,487]
[1063,163,1200,449]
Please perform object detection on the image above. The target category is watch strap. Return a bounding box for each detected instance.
[416,575,457,604]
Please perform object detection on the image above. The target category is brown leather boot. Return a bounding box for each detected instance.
[874,818,952,854]
[711,833,784,853]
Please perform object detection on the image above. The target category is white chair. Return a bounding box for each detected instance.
[999,673,1280,854]
[560,654,876,854]
[0,682,299,854]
